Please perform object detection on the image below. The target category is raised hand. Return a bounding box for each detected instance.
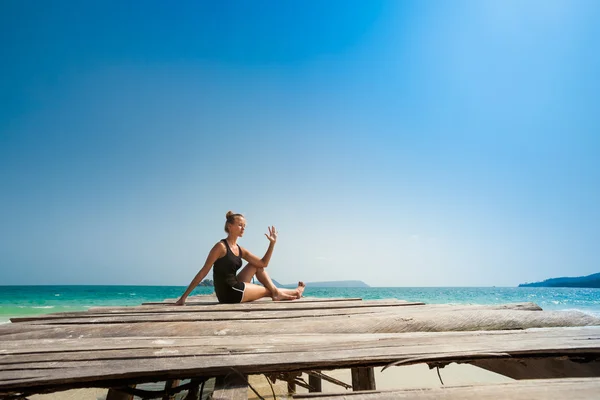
[265,226,278,244]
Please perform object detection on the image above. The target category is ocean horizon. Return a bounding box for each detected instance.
[2,285,600,324]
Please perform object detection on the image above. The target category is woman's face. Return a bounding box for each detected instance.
[228,217,246,237]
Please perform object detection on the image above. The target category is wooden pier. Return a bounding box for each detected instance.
[1,296,600,399]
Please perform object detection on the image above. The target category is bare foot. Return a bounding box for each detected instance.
[271,289,296,301]
[296,281,306,298]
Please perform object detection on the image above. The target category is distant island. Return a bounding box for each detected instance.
[519,272,600,288]
[272,280,370,288]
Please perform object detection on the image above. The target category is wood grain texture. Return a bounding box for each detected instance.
[8,303,545,325]
[1,327,599,392]
[2,309,597,342]
[2,296,599,398]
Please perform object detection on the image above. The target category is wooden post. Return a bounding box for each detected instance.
[287,373,296,395]
[163,379,180,400]
[308,371,322,392]
[106,385,135,400]
[184,383,200,400]
[351,367,376,391]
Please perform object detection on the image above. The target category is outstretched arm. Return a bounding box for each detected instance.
[240,226,277,268]
[175,243,225,305]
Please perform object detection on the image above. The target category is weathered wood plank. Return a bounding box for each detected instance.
[292,377,600,399]
[9,306,424,325]
[3,309,597,341]
[8,302,542,324]
[0,324,54,338]
[0,332,400,354]
[1,327,599,392]
[211,374,248,400]
[54,300,422,315]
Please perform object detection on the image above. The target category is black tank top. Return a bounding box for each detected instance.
[213,239,243,290]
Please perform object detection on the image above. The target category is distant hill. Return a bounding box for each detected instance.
[519,272,600,288]
[271,279,283,287]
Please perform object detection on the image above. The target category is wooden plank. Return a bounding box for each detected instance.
[54,301,542,318]
[84,300,420,313]
[3,308,597,341]
[1,327,599,393]
[292,377,600,399]
[0,324,54,337]
[211,374,248,400]
[8,302,542,324]
[351,367,375,391]
[0,332,398,354]
[10,306,425,325]
[7,300,423,323]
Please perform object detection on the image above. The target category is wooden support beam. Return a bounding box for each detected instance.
[351,367,376,391]
[308,371,322,392]
[307,371,352,390]
[471,357,600,379]
[211,374,248,400]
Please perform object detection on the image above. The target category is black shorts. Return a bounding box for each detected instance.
[215,281,245,304]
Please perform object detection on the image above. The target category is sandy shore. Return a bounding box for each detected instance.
[248,364,512,399]
[29,363,512,399]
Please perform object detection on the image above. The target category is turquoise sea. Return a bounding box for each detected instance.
[2,286,600,324]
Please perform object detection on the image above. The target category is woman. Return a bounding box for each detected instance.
[175,211,305,304]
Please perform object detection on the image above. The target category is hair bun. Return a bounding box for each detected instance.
[226,211,234,219]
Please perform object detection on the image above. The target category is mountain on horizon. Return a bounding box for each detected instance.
[519,272,600,288]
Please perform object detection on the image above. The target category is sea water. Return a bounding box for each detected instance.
[1,285,600,324]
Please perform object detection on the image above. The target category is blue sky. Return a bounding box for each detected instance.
[1,0,599,287]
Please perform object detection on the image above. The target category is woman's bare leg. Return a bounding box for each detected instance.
[237,263,296,301]
[240,282,271,302]
[279,282,305,298]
